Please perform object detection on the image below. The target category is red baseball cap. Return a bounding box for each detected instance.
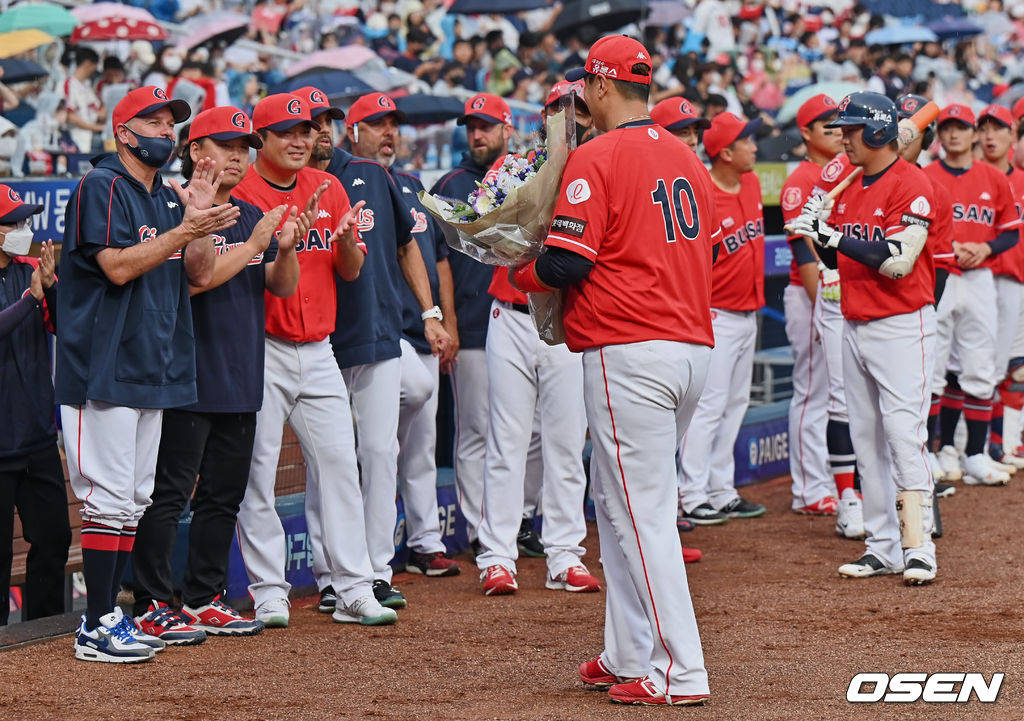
[457,92,512,126]
[565,35,652,86]
[978,103,1014,128]
[347,92,406,125]
[937,103,976,128]
[112,85,190,130]
[703,112,762,158]
[188,106,263,148]
[294,86,345,121]
[252,93,321,132]
[1013,96,1024,122]
[796,93,839,128]
[544,80,586,109]
[0,184,43,225]
[651,97,710,132]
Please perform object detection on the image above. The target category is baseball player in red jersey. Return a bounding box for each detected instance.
[976,104,1024,469]
[232,94,398,628]
[895,93,957,500]
[779,95,859,528]
[791,91,938,585]
[649,97,709,152]
[678,111,767,526]
[923,104,1021,486]
[511,35,719,706]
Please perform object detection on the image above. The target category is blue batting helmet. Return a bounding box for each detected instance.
[827,92,898,148]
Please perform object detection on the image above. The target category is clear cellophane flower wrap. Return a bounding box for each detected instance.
[419,101,577,345]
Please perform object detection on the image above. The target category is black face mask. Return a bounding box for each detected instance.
[576,122,592,146]
[124,127,175,168]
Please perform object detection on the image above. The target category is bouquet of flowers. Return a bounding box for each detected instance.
[419,108,571,267]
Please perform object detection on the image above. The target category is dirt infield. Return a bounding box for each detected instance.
[2,474,1022,721]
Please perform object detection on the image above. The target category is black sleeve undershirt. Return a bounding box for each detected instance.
[534,246,595,289]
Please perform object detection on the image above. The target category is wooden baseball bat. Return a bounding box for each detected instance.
[783,100,941,235]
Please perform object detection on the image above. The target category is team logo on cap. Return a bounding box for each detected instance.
[838,97,851,112]
[310,90,326,104]
[231,112,247,129]
[680,99,695,115]
[153,87,168,100]
[287,98,302,115]
[8,187,21,203]
[901,97,920,113]
[823,96,837,108]
[948,106,961,117]
[471,96,487,111]
[590,59,617,78]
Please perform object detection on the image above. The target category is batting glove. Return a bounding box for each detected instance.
[802,193,834,221]
[819,265,841,302]
[789,211,842,249]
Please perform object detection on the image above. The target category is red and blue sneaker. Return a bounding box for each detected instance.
[135,601,207,646]
[182,595,265,636]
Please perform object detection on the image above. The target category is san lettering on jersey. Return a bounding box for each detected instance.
[923,161,1020,248]
[542,121,721,351]
[830,158,936,321]
[951,203,996,225]
[720,216,764,254]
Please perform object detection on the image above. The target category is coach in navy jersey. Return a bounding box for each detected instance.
[344,92,462,581]
[131,107,303,644]
[0,191,70,626]
[298,86,452,611]
[429,92,513,553]
[56,86,238,663]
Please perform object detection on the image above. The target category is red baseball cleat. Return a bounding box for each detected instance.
[794,496,839,515]
[608,677,710,706]
[480,565,518,596]
[682,546,703,563]
[579,657,640,689]
[545,564,600,592]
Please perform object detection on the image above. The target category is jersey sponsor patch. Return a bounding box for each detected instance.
[648,127,659,139]
[566,178,591,204]
[900,213,931,228]
[781,186,803,211]
[910,196,930,216]
[551,214,587,238]
[822,156,845,183]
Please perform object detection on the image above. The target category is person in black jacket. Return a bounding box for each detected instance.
[0,186,70,626]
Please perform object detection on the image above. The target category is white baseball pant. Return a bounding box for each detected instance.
[338,358,403,583]
[993,275,1022,382]
[475,301,587,578]
[397,339,447,555]
[678,309,756,512]
[843,308,936,570]
[1011,284,1024,358]
[62,401,162,528]
[783,285,832,509]
[586,340,711,697]
[237,336,374,609]
[930,270,997,398]
[450,347,488,544]
[814,294,849,424]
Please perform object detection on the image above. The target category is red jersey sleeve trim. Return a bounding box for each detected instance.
[547,234,598,257]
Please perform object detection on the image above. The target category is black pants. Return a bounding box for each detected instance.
[132,410,257,614]
[0,445,71,625]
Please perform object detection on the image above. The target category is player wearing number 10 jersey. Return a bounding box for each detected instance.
[511,34,719,706]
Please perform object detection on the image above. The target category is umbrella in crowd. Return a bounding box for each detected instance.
[0,57,48,83]
[926,18,985,40]
[863,25,939,46]
[860,0,965,20]
[176,12,251,51]
[449,0,550,13]
[775,81,865,125]
[550,0,646,42]
[0,28,55,58]
[0,2,78,37]
[270,69,373,100]
[285,45,380,78]
[394,93,465,124]
[69,3,156,23]
[70,16,168,43]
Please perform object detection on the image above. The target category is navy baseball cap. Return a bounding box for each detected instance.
[112,85,190,130]
[0,184,44,224]
[188,106,263,148]
[252,93,321,132]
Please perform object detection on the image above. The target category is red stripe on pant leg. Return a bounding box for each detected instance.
[76,406,96,506]
[600,347,676,694]
[916,310,932,486]
[795,308,816,505]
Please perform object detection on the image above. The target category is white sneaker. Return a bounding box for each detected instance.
[332,595,398,626]
[929,452,946,482]
[74,608,155,663]
[1001,453,1024,470]
[987,455,1016,475]
[254,597,290,628]
[835,495,865,539]
[936,445,963,482]
[963,453,1010,486]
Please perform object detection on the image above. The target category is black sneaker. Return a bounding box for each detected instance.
[682,503,728,526]
[317,585,336,614]
[838,553,901,578]
[934,482,955,498]
[517,518,546,558]
[372,580,407,610]
[718,497,766,519]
